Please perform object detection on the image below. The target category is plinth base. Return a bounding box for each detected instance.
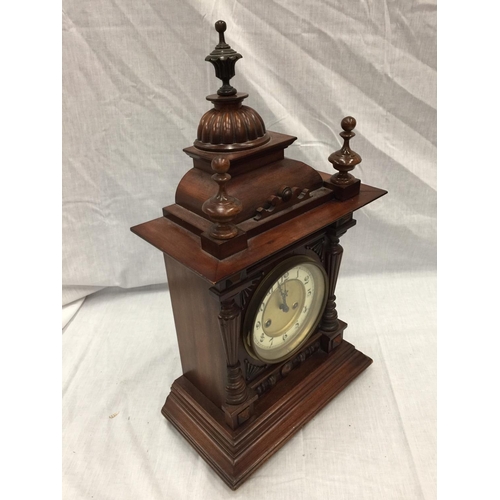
[162,340,372,489]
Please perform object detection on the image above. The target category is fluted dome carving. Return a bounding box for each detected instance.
[191,21,271,152]
[194,93,270,152]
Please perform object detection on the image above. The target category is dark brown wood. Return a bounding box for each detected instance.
[131,19,388,491]
[241,186,334,237]
[217,298,247,405]
[162,340,372,490]
[196,22,271,150]
[254,185,312,221]
[184,131,297,175]
[205,20,242,97]
[200,228,249,260]
[195,94,270,152]
[222,391,259,430]
[176,157,323,224]
[319,216,357,352]
[216,297,259,429]
[328,116,362,200]
[251,336,322,396]
[131,183,387,284]
[168,186,338,249]
[202,157,242,240]
[163,254,227,407]
[320,320,347,353]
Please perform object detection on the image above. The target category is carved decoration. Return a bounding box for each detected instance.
[131,17,388,489]
[195,21,270,152]
[254,186,311,221]
[244,359,268,382]
[305,236,326,264]
[320,233,343,333]
[328,116,362,185]
[240,278,261,311]
[202,157,242,240]
[205,20,242,97]
[195,95,269,151]
[254,340,321,396]
[218,298,248,406]
[255,374,278,395]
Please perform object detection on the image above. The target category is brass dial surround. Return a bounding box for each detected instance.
[243,256,328,364]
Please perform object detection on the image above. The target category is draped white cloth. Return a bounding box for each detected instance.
[62,0,436,498]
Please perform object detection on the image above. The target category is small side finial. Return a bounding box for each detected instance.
[205,20,242,96]
[202,157,242,239]
[328,116,362,184]
[327,116,362,200]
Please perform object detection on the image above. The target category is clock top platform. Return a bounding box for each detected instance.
[131,20,387,285]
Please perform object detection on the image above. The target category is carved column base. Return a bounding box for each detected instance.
[222,389,258,430]
[320,295,340,332]
[320,319,347,353]
[225,362,248,406]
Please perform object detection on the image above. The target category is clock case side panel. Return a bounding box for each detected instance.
[164,254,227,407]
[162,213,374,490]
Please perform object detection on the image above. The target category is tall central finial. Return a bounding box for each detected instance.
[205,20,242,96]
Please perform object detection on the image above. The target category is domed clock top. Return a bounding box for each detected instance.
[195,21,270,152]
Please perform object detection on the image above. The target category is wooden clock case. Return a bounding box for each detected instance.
[131,21,386,490]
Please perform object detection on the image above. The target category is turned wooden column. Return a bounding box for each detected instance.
[218,298,247,404]
[321,232,343,334]
[218,297,257,429]
[320,216,356,352]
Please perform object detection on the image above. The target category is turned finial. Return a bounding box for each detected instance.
[202,157,242,239]
[205,20,242,96]
[328,116,362,185]
[215,20,228,46]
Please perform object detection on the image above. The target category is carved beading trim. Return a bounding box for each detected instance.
[254,187,311,221]
[254,340,321,396]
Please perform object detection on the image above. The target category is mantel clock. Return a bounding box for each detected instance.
[131,20,387,489]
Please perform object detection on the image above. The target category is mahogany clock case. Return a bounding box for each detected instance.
[132,184,386,489]
[62,3,437,497]
[131,20,387,490]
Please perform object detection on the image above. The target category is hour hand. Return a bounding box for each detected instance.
[278,282,289,312]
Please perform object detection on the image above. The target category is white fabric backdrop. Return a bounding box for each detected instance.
[62,0,436,498]
[62,0,436,297]
[63,273,436,499]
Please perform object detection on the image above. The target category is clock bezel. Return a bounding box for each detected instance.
[243,255,328,364]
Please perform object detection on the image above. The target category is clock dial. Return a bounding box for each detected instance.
[244,257,328,363]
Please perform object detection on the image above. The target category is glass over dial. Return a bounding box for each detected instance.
[245,257,327,363]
